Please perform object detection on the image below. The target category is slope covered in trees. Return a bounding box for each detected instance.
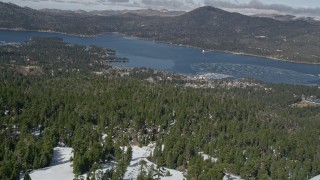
[1,2,320,63]
[0,38,320,179]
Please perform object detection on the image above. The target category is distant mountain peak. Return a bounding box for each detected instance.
[183,6,232,18]
[191,6,226,13]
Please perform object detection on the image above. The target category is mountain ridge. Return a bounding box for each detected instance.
[40,8,185,17]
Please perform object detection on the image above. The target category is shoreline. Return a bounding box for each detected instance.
[1,28,320,65]
[0,28,99,37]
[96,31,320,65]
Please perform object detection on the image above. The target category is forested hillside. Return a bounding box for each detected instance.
[0,38,320,179]
[1,2,320,63]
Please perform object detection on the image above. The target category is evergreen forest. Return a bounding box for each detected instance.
[0,38,320,179]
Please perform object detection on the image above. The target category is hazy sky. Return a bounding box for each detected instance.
[1,0,320,16]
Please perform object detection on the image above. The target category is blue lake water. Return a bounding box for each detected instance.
[1,30,320,85]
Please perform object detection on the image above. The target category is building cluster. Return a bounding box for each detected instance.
[302,95,320,104]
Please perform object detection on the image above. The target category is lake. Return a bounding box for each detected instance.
[1,30,320,85]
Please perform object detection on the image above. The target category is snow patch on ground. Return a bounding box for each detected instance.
[29,143,184,180]
[102,133,108,141]
[124,146,151,179]
[124,144,184,180]
[310,174,320,180]
[198,152,218,163]
[223,173,243,180]
[30,147,74,180]
[79,162,116,180]
[142,142,156,154]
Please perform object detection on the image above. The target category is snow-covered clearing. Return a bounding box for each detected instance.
[30,147,74,180]
[124,144,184,180]
[29,143,184,180]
